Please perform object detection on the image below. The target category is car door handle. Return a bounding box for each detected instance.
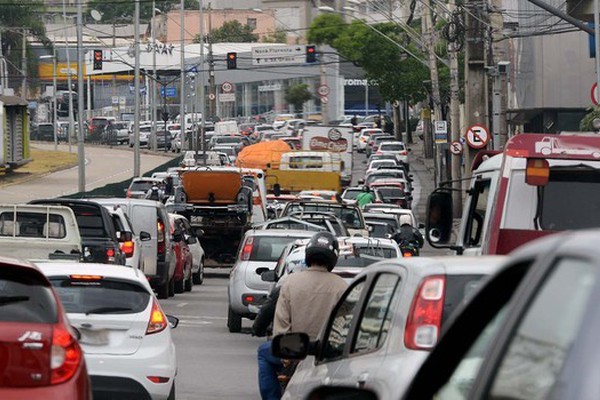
[357,372,369,388]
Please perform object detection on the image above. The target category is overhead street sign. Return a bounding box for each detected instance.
[160,87,177,98]
[466,124,490,149]
[252,45,308,66]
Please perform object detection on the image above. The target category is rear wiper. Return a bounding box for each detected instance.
[0,295,30,306]
[85,306,134,315]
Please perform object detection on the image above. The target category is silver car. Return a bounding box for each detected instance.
[227,229,315,333]
[274,256,506,400]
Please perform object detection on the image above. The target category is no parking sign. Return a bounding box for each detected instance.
[465,124,490,149]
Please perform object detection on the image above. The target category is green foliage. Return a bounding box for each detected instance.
[204,20,258,43]
[261,29,287,44]
[579,106,600,131]
[307,13,347,45]
[285,83,313,114]
[86,0,195,22]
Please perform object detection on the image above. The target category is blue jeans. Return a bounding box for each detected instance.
[257,340,283,400]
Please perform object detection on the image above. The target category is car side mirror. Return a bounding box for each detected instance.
[261,270,277,282]
[307,387,378,400]
[139,231,152,241]
[272,332,311,359]
[117,231,133,242]
[426,190,453,245]
[186,235,197,245]
[166,315,179,329]
[418,223,425,229]
[273,183,281,197]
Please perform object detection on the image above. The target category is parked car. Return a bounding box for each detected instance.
[227,229,315,332]
[29,199,127,265]
[272,256,506,399]
[366,159,398,174]
[128,124,153,148]
[39,262,178,400]
[87,116,115,143]
[0,257,91,399]
[92,199,176,300]
[171,214,205,285]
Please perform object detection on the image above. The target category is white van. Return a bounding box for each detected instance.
[213,120,239,136]
[279,151,342,173]
[176,113,203,131]
[93,198,176,299]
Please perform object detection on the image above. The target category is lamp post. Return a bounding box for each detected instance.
[62,0,74,153]
[134,0,141,177]
[151,4,162,152]
[40,51,58,151]
[76,0,85,192]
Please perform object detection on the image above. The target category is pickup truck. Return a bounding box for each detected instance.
[0,204,82,261]
[29,199,126,264]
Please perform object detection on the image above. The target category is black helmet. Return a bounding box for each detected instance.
[305,232,339,271]
[362,185,370,192]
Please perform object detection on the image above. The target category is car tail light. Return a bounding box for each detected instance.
[240,237,254,261]
[106,247,116,262]
[120,240,135,257]
[404,275,445,350]
[126,190,132,198]
[403,251,414,257]
[399,150,408,155]
[157,220,165,255]
[376,152,382,155]
[146,299,168,335]
[51,326,82,385]
[147,376,170,384]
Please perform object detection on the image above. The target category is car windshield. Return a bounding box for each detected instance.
[0,268,57,323]
[216,137,242,144]
[343,190,361,200]
[113,123,126,129]
[50,278,150,314]
[368,223,394,238]
[366,173,403,185]
[285,204,363,229]
[380,143,405,151]
[249,236,307,261]
[353,245,397,258]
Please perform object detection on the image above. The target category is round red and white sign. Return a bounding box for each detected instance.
[465,124,490,149]
[208,93,216,101]
[592,82,598,106]
[221,81,233,93]
[450,141,463,155]
[321,96,329,104]
[318,84,330,97]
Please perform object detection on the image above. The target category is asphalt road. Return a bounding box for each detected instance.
[0,143,174,203]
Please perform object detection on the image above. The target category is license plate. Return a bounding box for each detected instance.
[79,329,109,346]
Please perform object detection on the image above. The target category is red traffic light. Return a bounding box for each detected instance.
[93,49,103,70]
[228,53,236,60]
[307,47,315,53]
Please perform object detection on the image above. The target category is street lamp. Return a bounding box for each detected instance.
[151,4,163,152]
[40,52,58,151]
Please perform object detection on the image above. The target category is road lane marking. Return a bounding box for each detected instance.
[176,302,188,308]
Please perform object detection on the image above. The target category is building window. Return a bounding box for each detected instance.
[247,18,257,30]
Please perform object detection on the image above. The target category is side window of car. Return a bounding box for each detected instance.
[320,280,366,362]
[352,273,400,354]
[487,258,598,400]
[464,178,491,248]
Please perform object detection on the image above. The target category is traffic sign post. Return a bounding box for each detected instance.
[434,120,448,144]
[450,141,463,155]
[221,82,233,93]
[320,96,329,104]
[592,82,598,105]
[208,93,216,101]
[318,84,330,97]
[465,124,490,149]
[218,93,235,102]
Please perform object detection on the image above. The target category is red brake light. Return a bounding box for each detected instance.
[107,248,115,257]
[157,220,165,255]
[147,376,170,383]
[400,150,408,155]
[69,274,103,281]
[404,276,445,350]
[240,237,254,261]
[146,299,168,335]
[403,252,414,257]
[51,326,82,385]
[121,240,135,257]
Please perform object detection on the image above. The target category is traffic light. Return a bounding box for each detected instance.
[93,49,103,70]
[306,45,317,63]
[226,52,237,70]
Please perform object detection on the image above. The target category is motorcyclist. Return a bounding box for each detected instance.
[355,185,375,208]
[256,232,347,400]
[145,184,163,201]
[393,215,424,249]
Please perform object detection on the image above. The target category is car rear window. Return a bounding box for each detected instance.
[442,274,485,325]
[250,236,306,261]
[50,277,150,314]
[343,190,360,200]
[0,267,57,323]
[365,217,400,230]
[380,143,405,151]
[353,246,397,258]
[377,188,405,199]
[0,212,67,239]
[69,204,107,237]
[130,181,154,192]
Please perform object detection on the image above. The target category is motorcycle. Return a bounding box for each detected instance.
[398,239,420,257]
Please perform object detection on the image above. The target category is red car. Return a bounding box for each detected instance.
[170,214,193,294]
[0,257,91,399]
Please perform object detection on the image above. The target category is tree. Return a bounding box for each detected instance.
[86,0,197,22]
[261,29,287,44]
[0,0,51,95]
[580,106,600,131]
[285,83,313,115]
[197,20,258,43]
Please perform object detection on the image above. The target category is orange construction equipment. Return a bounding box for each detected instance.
[235,140,292,170]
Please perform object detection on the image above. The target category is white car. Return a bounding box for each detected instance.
[357,128,383,152]
[38,263,178,400]
[378,141,410,164]
[366,159,399,174]
[105,205,143,270]
[171,214,205,284]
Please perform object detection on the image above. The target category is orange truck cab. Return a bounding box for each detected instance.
[426,133,600,255]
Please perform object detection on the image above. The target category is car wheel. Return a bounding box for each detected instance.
[174,278,184,294]
[227,306,242,333]
[193,261,204,285]
[167,382,175,400]
[184,273,192,292]
[168,278,175,297]
[157,280,169,300]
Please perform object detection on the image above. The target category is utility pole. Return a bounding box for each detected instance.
[447,4,462,214]
[133,0,141,177]
[76,0,86,191]
[151,2,158,151]
[180,0,186,144]
[52,46,57,151]
[208,3,216,117]
[62,0,73,153]
[490,0,508,147]
[463,0,488,170]
[422,0,442,121]
[197,0,207,163]
[21,30,27,98]
[320,51,329,124]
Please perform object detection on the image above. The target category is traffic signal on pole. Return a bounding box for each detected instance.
[93,49,103,70]
[306,45,317,63]
[226,52,237,70]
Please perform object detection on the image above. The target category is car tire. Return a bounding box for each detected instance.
[193,261,204,285]
[167,382,175,400]
[227,306,242,333]
[157,281,169,300]
[184,273,192,292]
[174,278,184,294]
[168,278,175,297]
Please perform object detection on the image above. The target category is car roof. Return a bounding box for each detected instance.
[244,229,316,238]
[380,141,404,145]
[364,213,399,220]
[36,262,148,284]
